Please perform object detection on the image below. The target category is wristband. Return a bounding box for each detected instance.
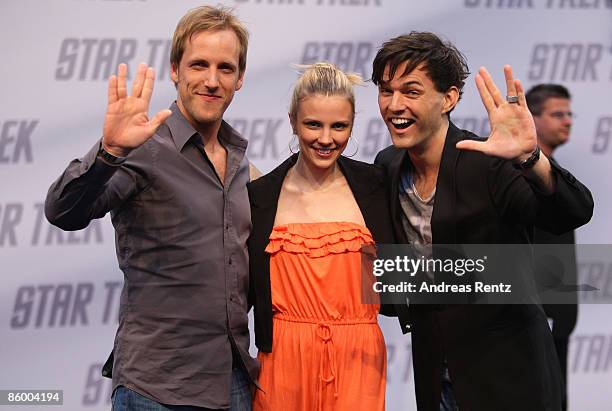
[513,146,540,170]
[98,142,127,166]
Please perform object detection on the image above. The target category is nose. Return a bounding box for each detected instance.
[318,127,333,145]
[204,68,219,89]
[563,115,572,127]
[388,91,404,113]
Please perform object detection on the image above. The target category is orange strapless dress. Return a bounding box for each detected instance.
[253,222,386,411]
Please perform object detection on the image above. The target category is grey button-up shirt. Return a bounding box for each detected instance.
[45,103,258,409]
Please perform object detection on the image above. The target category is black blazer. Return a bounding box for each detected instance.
[247,153,399,353]
[534,157,579,340]
[375,122,593,411]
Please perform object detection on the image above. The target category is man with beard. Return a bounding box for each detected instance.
[373,32,593,410]
[45,6,258,410]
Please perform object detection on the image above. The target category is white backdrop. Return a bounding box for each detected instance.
[1,0,611,410]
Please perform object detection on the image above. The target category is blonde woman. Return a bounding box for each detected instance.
[248,63,396,411]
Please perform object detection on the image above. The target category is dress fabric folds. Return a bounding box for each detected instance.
[253,222,386,411]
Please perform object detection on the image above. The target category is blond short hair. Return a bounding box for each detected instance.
[171,5,249,73]
[289,62,362,127]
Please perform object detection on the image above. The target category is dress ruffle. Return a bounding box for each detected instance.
[265,222,375,258]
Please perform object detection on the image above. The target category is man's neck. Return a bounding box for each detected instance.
[539,141,555,158]
[176,100,223,148]
[407,119,449,180]
[197,123,223,150]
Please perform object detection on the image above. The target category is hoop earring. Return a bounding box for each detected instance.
[343,136,359,158]
[288,134,300,154]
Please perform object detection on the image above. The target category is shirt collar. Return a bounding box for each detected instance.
[165,102,247,152]
[399,160,413,194]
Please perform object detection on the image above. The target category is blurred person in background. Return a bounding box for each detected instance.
[528,83,578,411]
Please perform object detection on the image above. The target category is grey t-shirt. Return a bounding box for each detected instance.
[399,167,435,249]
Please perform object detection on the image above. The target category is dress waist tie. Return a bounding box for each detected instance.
[316,322,338,411]
[274,314,377,411]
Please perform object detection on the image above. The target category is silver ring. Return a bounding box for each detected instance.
[506,95,519,104]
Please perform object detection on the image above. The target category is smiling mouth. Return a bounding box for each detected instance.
[313,147,337,157]
[390,118,415,130]
[196,92,222,99]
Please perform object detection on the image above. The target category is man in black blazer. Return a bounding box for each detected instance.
[527,83,578,411]
[372,32,593,410]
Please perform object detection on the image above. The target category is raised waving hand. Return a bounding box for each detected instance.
[102,63,172,157]
[456,65,537,163]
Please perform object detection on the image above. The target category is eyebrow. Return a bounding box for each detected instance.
[302,117,351,122]
[188,58,237,70]
[379,80,423,88]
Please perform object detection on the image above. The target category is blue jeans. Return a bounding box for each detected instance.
[112,368,251,411]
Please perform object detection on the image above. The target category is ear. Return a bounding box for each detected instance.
[235,69,245,91]
[532,114,543,135]
[170,63,179,85]
[442,86,460,114]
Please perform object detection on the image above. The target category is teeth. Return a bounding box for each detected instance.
[390,118,414,130]
[318,149,332,154]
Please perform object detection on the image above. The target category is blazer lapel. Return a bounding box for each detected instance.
[338,156,380,218]
[431,122,463,245]
[388,149,409,244]
[249,154,299,245]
